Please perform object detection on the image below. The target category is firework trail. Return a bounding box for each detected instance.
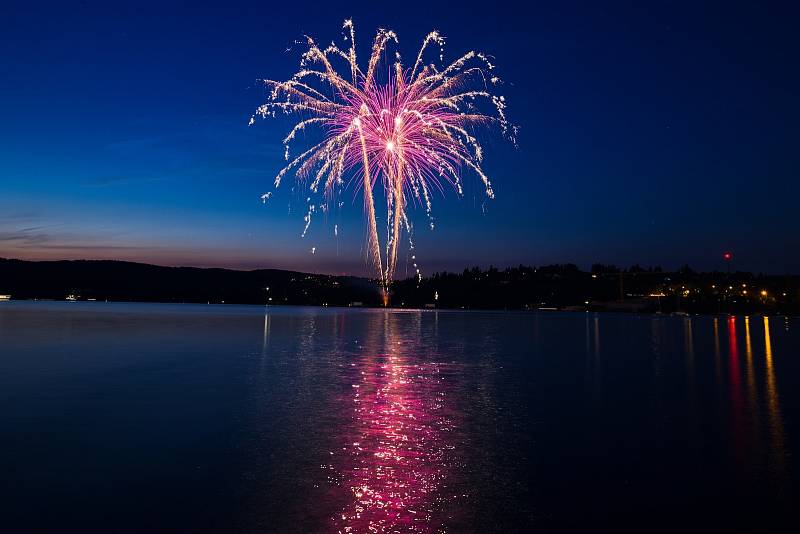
[253,20,514,294]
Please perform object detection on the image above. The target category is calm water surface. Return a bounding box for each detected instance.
[1,302,798,532]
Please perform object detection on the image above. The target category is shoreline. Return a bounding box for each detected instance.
[2,298,797,319]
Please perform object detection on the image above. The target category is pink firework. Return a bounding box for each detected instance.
[252,20,514,292]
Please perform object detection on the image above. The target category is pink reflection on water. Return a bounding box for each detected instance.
[727,316,746,466]
[331,337,457,532]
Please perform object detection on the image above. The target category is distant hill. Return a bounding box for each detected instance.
[0,258,381,306]
[2,258,799,313]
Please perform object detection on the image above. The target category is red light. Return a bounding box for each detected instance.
[723,251,733,261]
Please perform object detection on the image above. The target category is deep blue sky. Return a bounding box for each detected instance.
[2,1,798,275]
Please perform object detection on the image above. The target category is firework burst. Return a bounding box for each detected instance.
[253,20,514,294]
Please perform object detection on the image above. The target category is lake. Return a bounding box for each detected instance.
[1,302,797,532]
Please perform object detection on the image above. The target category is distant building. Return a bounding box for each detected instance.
[0,294,10,301]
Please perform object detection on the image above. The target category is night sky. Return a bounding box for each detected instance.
[2,1,799,275]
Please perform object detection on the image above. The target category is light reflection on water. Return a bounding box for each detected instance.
[764,316,787,476]
[327,312,462,533]
[0,302,798,532]
[317,311,796,532]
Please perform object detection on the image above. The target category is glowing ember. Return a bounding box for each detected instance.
[253,20,515,290]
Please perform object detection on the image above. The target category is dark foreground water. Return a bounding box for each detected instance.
[1,302,798,533]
